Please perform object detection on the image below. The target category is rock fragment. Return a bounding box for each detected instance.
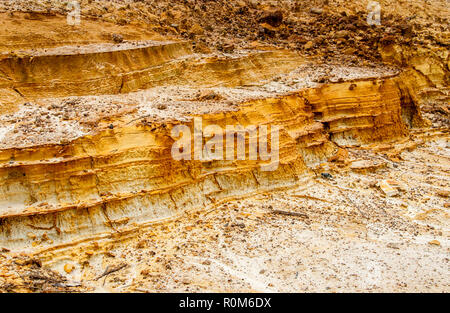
[350,160,386,173]
[304,41,314,50]
[378,179,398,197]
[64,264,75,274]
[310,8,323,15]
[436,190,449,198]
[112,33,124,43]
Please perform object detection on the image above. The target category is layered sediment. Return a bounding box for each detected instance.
[0,0,448,293]
[0,66,420,252]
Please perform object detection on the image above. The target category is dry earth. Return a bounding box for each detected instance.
[0,0,448,293]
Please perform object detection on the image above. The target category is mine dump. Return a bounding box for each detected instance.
[0,0,448,294]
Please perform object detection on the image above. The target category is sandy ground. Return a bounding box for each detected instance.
[17,133,444,293]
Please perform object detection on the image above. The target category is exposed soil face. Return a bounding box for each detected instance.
[0,61,399,149]
[1,1,448,61]
[1,134,448,293]
[0,1,448,293]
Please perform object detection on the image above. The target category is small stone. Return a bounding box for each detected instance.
[140,268,150,276]
[387,243,400,249]
[304,41,314,50]
[222,42,235,53]
[335,30,350,39]
[428,240,440,246]
[198,90,221,101]
[258,23,277,37]
[136,240,146,249]
[328,148,349,163]
[378,180,398,197]
[310,8,323,15]
[344,47,357,55]
[350,160,386,172]
[111,33,124,43]
[64,263,75,274]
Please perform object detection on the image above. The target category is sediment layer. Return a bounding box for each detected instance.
[0,73,419,252]
[0,42,305,113]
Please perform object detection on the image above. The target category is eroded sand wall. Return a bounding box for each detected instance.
[0,76,420,251]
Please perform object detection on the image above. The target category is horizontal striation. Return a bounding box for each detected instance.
[304,78,411,146]
[0,76,420,251]
[0,93,331,250]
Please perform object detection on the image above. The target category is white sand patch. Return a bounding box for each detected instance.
[0,125,13,142]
